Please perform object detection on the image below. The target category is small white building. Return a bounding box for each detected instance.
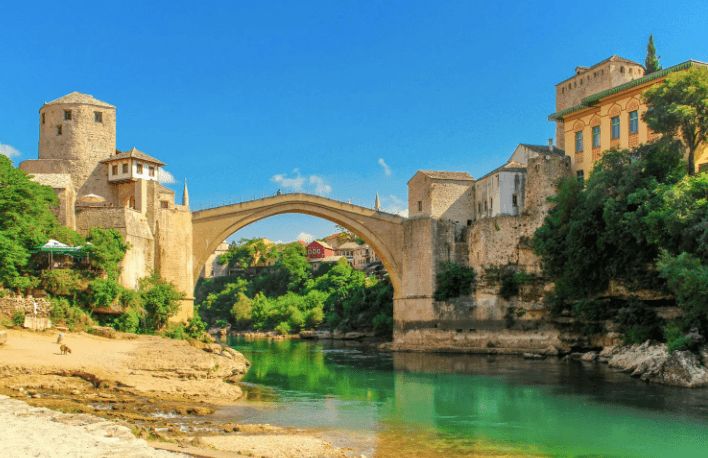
[102,147,165,183]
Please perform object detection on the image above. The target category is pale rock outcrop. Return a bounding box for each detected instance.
[607,341,708,388]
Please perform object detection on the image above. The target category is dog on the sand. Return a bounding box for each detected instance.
[59,344,71,355]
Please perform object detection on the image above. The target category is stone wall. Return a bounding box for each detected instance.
[155,206,195,321]
[393,279,563,353]
[430,180,475,222]
[75,207,154,291]
[0,297,52,317]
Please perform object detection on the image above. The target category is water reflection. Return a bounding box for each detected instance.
[226,337,708,457]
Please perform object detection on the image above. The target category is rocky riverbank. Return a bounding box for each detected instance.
[0,328,351,458]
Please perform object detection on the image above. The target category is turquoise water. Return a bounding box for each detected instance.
[225,337,708,457]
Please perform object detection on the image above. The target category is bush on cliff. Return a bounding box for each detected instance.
[433,262,476,301]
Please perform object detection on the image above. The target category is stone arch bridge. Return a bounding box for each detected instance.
[191,193,406,296]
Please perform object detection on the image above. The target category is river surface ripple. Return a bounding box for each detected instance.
[218,337,708,458]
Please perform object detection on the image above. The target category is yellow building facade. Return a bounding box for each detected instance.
[550,60,708,178]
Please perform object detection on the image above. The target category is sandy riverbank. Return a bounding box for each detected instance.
[0,328,351,458]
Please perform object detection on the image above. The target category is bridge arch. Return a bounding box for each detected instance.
[192,194,405,296]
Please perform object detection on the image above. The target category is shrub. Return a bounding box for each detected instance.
[434,262,476,301]
[12,309,25,327]
[162,322,186,340]
[306,306,324,328]
[665,323,692,353]
[373,311,393,334]
[617,299,663,344]
[113,308,141,334]
[0,317,13,328]
[87,278,122,309]
[49,297,93,331]
[184,315,206,339]
[139,271,185,330]
[274,321,291,335]
[41,269,84,297]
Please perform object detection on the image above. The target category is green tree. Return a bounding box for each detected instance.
[139,271,185,330]
[644,34,662,75]
[219,238,278,269]
[276,242,311,291]
[643,66,708,175]
[532,138,684,301]
[657,251,708,337]
[0,155,83,291]
[85,227,130,280]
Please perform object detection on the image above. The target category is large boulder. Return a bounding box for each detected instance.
[608,342,708,388]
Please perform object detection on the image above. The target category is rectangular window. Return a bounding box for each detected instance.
[122,163,128,173]
[478,203,482,215]
[629,110,639,134]
[160,201,168,208]
[611,116,620,139]
[41,113,45,124]
[94,112,103,123]
[575,131,583,152]
[512,194,518,207]
[577,170,584,183]
[149,166,155,177]
[57,125,62,135]
[136,163,143,174]
[64,110,72,121]
[592,126,601,148]
[490,198,493,210]
[484,200,488,211]
[112,165,118,175]
[418,201,422,212]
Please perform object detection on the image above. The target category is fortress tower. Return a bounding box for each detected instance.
[22,92,116,199]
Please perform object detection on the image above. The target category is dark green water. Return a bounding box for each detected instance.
[224,337,708,457]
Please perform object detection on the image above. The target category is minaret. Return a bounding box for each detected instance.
[375,193,380,211]
[182,178,189,208]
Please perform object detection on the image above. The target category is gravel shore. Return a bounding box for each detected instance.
[0,394,188,458]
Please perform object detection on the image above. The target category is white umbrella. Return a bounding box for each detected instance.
[79,193,106,203]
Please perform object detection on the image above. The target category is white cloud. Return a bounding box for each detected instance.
[378,158,391,176]
[271,168,306,191]
[309,175,332,195]
[274,240,284,245]
[389,194,404,205]
[0,142,21,159]
[398,209,409,217]
[158,168,178,184]
[271,169,331,195]
[298,232,313,243]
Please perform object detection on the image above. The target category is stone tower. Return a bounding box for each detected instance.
[35,92,117,196]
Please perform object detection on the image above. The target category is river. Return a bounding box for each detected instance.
[221,336,708,457]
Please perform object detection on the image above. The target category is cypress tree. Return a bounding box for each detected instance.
[645,34,662,75]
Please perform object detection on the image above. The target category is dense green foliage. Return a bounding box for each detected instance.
[195,242,393,335]
[0,154,84,291]
[533,70,708,345]
[85,227,131,280]
[138,271,186,330]
[644,34,662,75]
[532,138,685,302]
[643,66,708,176]
[433,262,477,302]
[218,238,278,269]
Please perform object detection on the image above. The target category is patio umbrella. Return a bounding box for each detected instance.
[78,193,106,203]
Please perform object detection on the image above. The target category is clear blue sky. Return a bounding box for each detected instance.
[2,1,707,244]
